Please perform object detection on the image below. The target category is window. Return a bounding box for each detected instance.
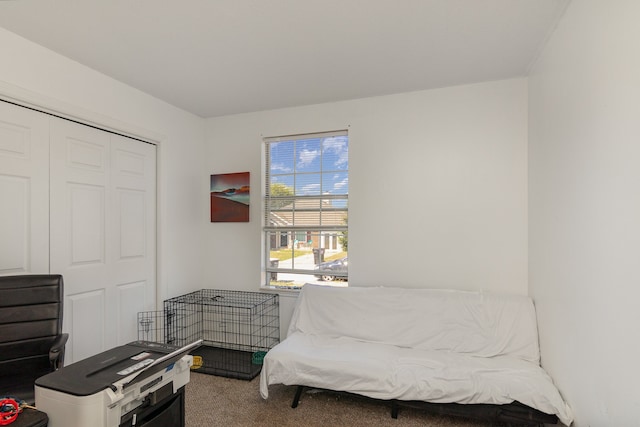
[264,130,348,289]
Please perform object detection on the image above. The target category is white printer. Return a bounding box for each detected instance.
[35,340,201,427]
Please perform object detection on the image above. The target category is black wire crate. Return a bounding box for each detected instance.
[138,289,279,380]
[137,307,201,345]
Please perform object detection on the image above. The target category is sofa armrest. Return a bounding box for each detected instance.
[49,333,69,369]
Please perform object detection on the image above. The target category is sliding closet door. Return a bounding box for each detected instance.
[0,101,49,276]
[50,118,156,363]
[110,134,156,347]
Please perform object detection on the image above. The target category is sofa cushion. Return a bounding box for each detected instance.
[260,332,573,425]
[287,285,540,363]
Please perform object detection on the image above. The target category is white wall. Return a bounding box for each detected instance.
[529,1,640,425]
[0,27,207,301]
[205,78,528,297]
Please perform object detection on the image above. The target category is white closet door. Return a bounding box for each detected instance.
[50,118,156,363]
[0,101,49,275]
[110,134,156,346]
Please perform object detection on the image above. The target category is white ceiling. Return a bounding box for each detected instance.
[0,0,569,118]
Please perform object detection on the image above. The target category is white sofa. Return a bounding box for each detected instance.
[260,285,573,426]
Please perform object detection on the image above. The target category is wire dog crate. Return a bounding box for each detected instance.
[138,289,279,380]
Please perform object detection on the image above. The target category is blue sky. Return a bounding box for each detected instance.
[270,135,348,196]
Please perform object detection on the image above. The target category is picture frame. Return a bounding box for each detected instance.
[210,172,250,222]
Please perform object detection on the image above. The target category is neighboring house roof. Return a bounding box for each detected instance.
[269,198,347,228]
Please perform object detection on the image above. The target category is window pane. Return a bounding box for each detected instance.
[323,172,348,195]
[266,230,348,289]
[296,138,322,173]
[267,199,348,228]
[320,207,347,226]
[295,173,321,196]
[270,141,294,175]
[322,135,349,171]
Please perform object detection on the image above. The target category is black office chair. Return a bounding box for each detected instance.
[0,274,68,403]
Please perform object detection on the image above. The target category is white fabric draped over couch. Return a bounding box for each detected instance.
[260,285,573,426]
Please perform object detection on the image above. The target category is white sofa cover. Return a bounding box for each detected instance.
[260,285,573,426]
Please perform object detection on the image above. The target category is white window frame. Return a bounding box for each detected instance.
[263,130,348,289]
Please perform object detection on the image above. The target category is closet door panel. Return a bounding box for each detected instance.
[51,119,157,363]
[67,289,106,363]
[110,134,156,345]
[117,280,147,345]
[0,101,49,275]
[50,118,112,362]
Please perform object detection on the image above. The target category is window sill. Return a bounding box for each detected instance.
[259,286,302,296]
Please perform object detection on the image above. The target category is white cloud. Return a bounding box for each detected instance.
[323,136,347,153]
[323,136,348,167]
[335,151,348,167]
[271,163,292,173]
[334,177,349,190]
[297,149,320,168]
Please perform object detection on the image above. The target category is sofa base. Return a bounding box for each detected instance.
[290,385,558,426]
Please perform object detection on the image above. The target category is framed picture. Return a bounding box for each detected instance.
[210,172,250,222]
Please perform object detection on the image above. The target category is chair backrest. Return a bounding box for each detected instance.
[0,275,63,400]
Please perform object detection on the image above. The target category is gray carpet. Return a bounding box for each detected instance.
[185,372,503,427]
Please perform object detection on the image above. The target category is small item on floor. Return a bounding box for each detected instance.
[252,351,267,365]
[191,355,203,370]
[0,397,47,427]
[0,397,19,425]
